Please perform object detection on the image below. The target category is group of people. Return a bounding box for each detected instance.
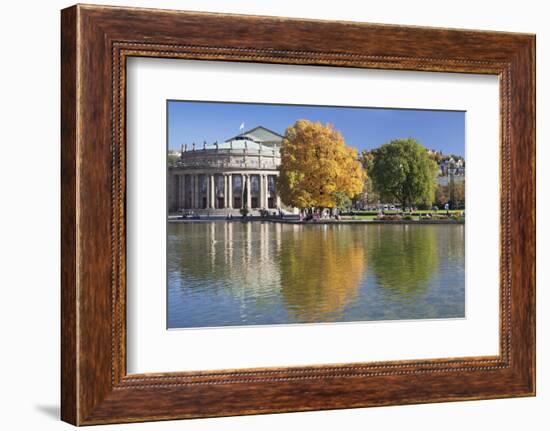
[226,207,285,219]
[299,208,341,222]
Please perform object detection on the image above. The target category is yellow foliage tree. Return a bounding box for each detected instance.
[277,120,365,210]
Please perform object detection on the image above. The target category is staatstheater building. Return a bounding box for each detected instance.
[168,126,283,215]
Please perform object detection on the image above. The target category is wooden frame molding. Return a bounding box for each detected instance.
[61,4,535,425]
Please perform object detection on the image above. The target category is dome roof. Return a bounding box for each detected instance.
[177,126,281,161]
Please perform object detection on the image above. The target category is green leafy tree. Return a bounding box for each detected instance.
[450,181,465,209]
[332,191,352,212]
[435,184,449,207]
[368,138,438,208]
[354,150,380,207]
[456,182,465,209]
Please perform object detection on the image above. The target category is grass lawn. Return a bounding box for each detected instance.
[347,209,463,216]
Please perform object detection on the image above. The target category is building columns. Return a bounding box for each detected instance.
[247,175,252,209]
[222,175,226,209]
[209,174,216,209]
[172,171,283,211]
[228,174,233,209]
[263,174,269,208]
[173,174,180,210]
[266,175,270,208]
[206,174,210,209]
[241,174,246,208]
[259,175,264,209]
[213,174,216,209]
[210,174,214,209]
[196,174,200,209]
[242,174,249,209]
[223,175,228,209]
[191,175,195,209]
[190,175,194,209]
[180,174,186,209]
[205,174,209,209]
[190,174,194,208]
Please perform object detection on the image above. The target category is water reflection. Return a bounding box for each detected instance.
[279,226,365,322]
[368,225,438,302]
[167,222,465,328]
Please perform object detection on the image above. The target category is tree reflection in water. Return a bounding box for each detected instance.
[279,225,365,323]
[368,225,438,303]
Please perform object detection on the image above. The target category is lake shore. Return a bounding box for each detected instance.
[168,216,464,225]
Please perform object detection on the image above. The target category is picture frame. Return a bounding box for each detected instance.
[61,4,535,425]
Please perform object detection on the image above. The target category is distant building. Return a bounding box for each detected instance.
[168,126,283,215]
[167,149,181,157]
[437,157,465,186]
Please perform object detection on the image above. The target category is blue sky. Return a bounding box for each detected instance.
[168,100,465,157]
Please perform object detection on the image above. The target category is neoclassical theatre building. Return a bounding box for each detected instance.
[168,126,284,215]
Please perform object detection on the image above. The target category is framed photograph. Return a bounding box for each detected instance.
[61,4,535,425]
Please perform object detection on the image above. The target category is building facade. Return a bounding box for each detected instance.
[168,126,283,215]
[437,157,465,186]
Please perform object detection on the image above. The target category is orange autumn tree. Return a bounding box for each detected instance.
[277,120,365,211]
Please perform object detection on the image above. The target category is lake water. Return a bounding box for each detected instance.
[167,222,465,329]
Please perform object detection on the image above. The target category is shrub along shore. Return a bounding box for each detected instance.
[340,209,464,222]
[266,218,464,225]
